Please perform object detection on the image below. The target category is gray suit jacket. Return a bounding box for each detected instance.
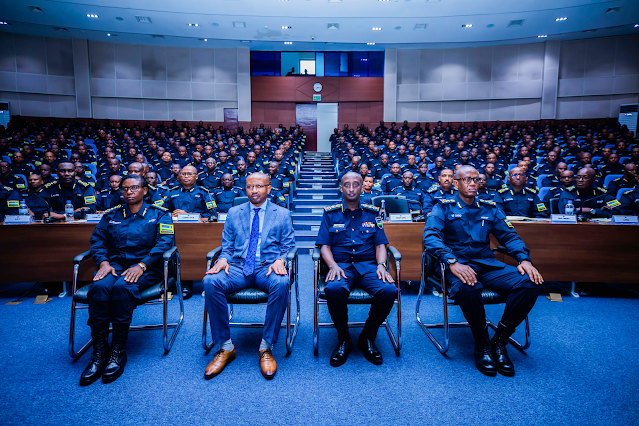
[219,201,295,266]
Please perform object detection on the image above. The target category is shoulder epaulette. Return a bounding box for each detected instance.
[324,203,342,212]
[151,204,168,211]
[597,187,607,193]
[566,185,575,191]
[77,180,89,187]
[479,199,497,206]
[440,199,456,204]
[623,189,634,196]
[527,187,537,194]
[361,203,380,212]
[103,204,123,214]
[44,180,58,188]
[426,185,438,193]
[498,187,509,194]
[3,185,13,191]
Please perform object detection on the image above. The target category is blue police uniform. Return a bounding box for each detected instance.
[198,170,223,192]
[494,186,546,218]
[414,174,435,194]
[97,188,125,211]
[1,173,27,191]
[612,188,638,216]
[373,163,392,180]
[557,185,611,218]
[45,179,97,219]
[391,186,425,212]
[360,188,382,205]
[145,185,168,207]
[20,186,51,220]
[607,177,637,198]
[1,185,22,222]
[315,202,397,343]
[212,187,243,213]
[541,186,565,212]
[233,172,250,193]
[423,186,456,214]
[381,174,402,194]
[423,194,540,345]
[156,163,173,182]
[165,185,216,218]
[88,203,174,328]
[476,188,497,202]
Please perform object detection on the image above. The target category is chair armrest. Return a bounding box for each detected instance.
[285,247,298,262]
[492,245,517,260]
[163,246,178,262]
[206,246,223,263]
[73,251,92,265]
[311,246,321,262]
[387,246,401,263]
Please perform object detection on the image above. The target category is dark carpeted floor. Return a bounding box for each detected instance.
[0,254,637,426]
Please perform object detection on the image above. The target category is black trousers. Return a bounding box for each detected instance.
[445,262,541,344]
[324,264,397,343]
[87,266,161,329]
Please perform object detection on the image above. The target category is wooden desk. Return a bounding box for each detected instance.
[0,221,637,285]
[383,222,639,283]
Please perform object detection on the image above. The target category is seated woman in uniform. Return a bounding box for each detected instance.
[80,175,174,386]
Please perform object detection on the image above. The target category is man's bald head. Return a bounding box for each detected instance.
[454,165,477,179]
[127,162,145,176]
[341,171,363,185]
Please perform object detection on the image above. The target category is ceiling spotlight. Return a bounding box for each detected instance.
[282,25,292,29]
[538,35,547,38]
[367,42,376,45]
[87,14,99,18]
[555,17,568,21]
[462,24,472,28]
[372,27,382,31]
[284,41,293,45]
[188,23,199,27]
[635,24,639,28]
[107,33,111,36]
[204,38,208,41]
[0,21,8,25]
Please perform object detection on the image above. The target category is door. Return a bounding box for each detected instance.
[295,103,317,151]
[316,103,338,153]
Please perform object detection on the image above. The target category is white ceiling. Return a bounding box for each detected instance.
[1,0,638,50]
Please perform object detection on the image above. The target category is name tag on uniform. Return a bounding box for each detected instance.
[612,215,639,225]
[174,213,201,222]
[551,214,577,224]
[3,215,33,225]
[85,214,104,223]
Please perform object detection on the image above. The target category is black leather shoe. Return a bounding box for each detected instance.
[182,282,193,300]
[474,343,496,376]
[358,338,383,365]
[102,349,127,383]
[491,322,515,376]
[80,329,110,386]
[330,340,353,367]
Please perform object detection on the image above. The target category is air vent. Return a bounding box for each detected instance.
[327,23,339,30]
[620,104,638,113]
[53,27,69,32]
[151,35,164,39]
[27,6,44,13]
[508,20,525,27]
[233,21,246,28]
[135,16,152,23]
[414,24,428,31]
[605,7,621,14]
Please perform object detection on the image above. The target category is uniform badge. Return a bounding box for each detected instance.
[153,199,164,207]
[606,199,621,208]
[160,224,174,235]
[206,201,216,209]
[375,217,383,229]
[84,195,96,205]
[16,184,25,189]
[332,223,345,228]
[536,203,547,212]
[504,219,514,228]
[7,200,19,208]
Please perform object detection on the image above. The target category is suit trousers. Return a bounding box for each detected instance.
[203,264,290,346]
[87,266,162,328]
[444,262,541,344]
[323,264,397,343]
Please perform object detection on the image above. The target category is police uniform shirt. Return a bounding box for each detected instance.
[1,185,22,222]
[198,170,223,191]
[146,185,168,207]
[269,174,290,195]
[1,174,27,191]
[165,177,181,191]
[541,175,559,188]
[381,174,403,194]
[541,186,565,211]
[165,185,216,218]
[599,163,624,177]
[613,188,639,216]
[373,164,392,180]
[45,179,97,219]
[400,164,419,175]
[392,186,425,212]
[607,177,638,197]
[415,174,435,194]
[246,162,264,174]
[315,202,388,275]
[534,163,556,177]
[360,188,382,205]
[90,203,174,273]
[156,163,173,182]
[557,185,611,218]
[98,188,125,211]
[494,186,545,218]
[476,188,497,202]
[212,187,243,213]
[423,186,456,213]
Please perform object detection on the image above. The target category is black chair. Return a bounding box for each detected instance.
[312,246,402,355]
[370,195,410,214]
[233,196,249,207]
[202,247,300,355]
[416,251,530,355]
[69,247,184,358]
[550,197,560,215]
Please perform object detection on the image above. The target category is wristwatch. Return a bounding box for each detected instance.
[446,257,458,265]
[377,262,387,269]
[138,262,147,272]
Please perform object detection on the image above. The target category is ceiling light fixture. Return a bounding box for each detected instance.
[556,17,568,21]
[87,14,98,18]
[367,42,375,45]
[107,33,118,37]
[462,24,472,28]
[538,35,547,38]
[635,24,639,28]
[135,16,152,23]
[0,21,8,25]
[282,25,292,29]
[188,23,199,27]
[284,41,293,45]
[233,21,246,28]
[372,27,382,31]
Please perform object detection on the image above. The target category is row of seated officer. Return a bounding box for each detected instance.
[77,168,542,387]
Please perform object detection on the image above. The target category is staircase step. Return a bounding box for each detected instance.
[294,230,320,242]
[294,206,332,214]
[295,188,340,196]
[293,221,322,231]
[291,212,324,220]
[292,198,340,207]
[297,182,339,189]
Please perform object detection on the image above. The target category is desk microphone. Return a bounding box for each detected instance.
[34,191,59,223]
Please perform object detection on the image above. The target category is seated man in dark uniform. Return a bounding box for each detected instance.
[542,170,574,213]
[198,157,223,193]
[423,165,543,376]
[213,173,244,213]
[475,174,496,202]
[414,162,434,194]
[494,167,545,218]
[613,187,639,216]
[392,171,425,213]
[96,175,123,212]
[423,168,456,214]
[21,173,51,220]
[45,162,97,220]
[606,163,638,197]
[0,182,22,222]
[80,175,174,386]
[315,172,397,367]
[380,163,403,194]
[558,168,612,219]
[360,176,381,205]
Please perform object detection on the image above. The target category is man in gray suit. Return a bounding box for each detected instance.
[202,172,295,380]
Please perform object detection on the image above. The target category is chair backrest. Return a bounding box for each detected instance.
[616,187,634,201]
[536,174,551,189]
[603,174,623,189]
[233,196,249,206]
[537,187,550,201]
[550,197,560,215]
[370,195,410,213]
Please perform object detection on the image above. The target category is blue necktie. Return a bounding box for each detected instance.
[243,207,261,276]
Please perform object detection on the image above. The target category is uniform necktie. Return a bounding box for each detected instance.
[243,207,261,276]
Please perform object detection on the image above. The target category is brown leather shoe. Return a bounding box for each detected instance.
[204,348,236,379]
[259,349,277,380]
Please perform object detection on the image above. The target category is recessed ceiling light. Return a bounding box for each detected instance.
[462,24,473,28]
[282,26,292,29]
[379,0,390,2]
[367,42,376,45]
[188,23,199,27]
[136,16,152,23]
[328,0,342,3]
[0,21,9,25]
[635,24,639,28]
[508,19,525,28]
[284,41,293,45]
[372,27,382,31]
[87,14,99,18]
[233,21,246,28]
[414,24,427,31]
[555,17,568,21]
[538,35,547,38]
[327,23,339,30]
[107,33,117,37]
[241,40,251,43]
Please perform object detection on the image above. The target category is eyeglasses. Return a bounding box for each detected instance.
[180,172,195,176]
[509,173,525,178]
[246,184,269,190]
[575,175,590,181]
[454,177,481,184]
[122,185,141,193]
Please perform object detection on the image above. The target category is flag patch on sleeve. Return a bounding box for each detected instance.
[7,200,19,208]
[160,224,174,235]
[84,196,96,204]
